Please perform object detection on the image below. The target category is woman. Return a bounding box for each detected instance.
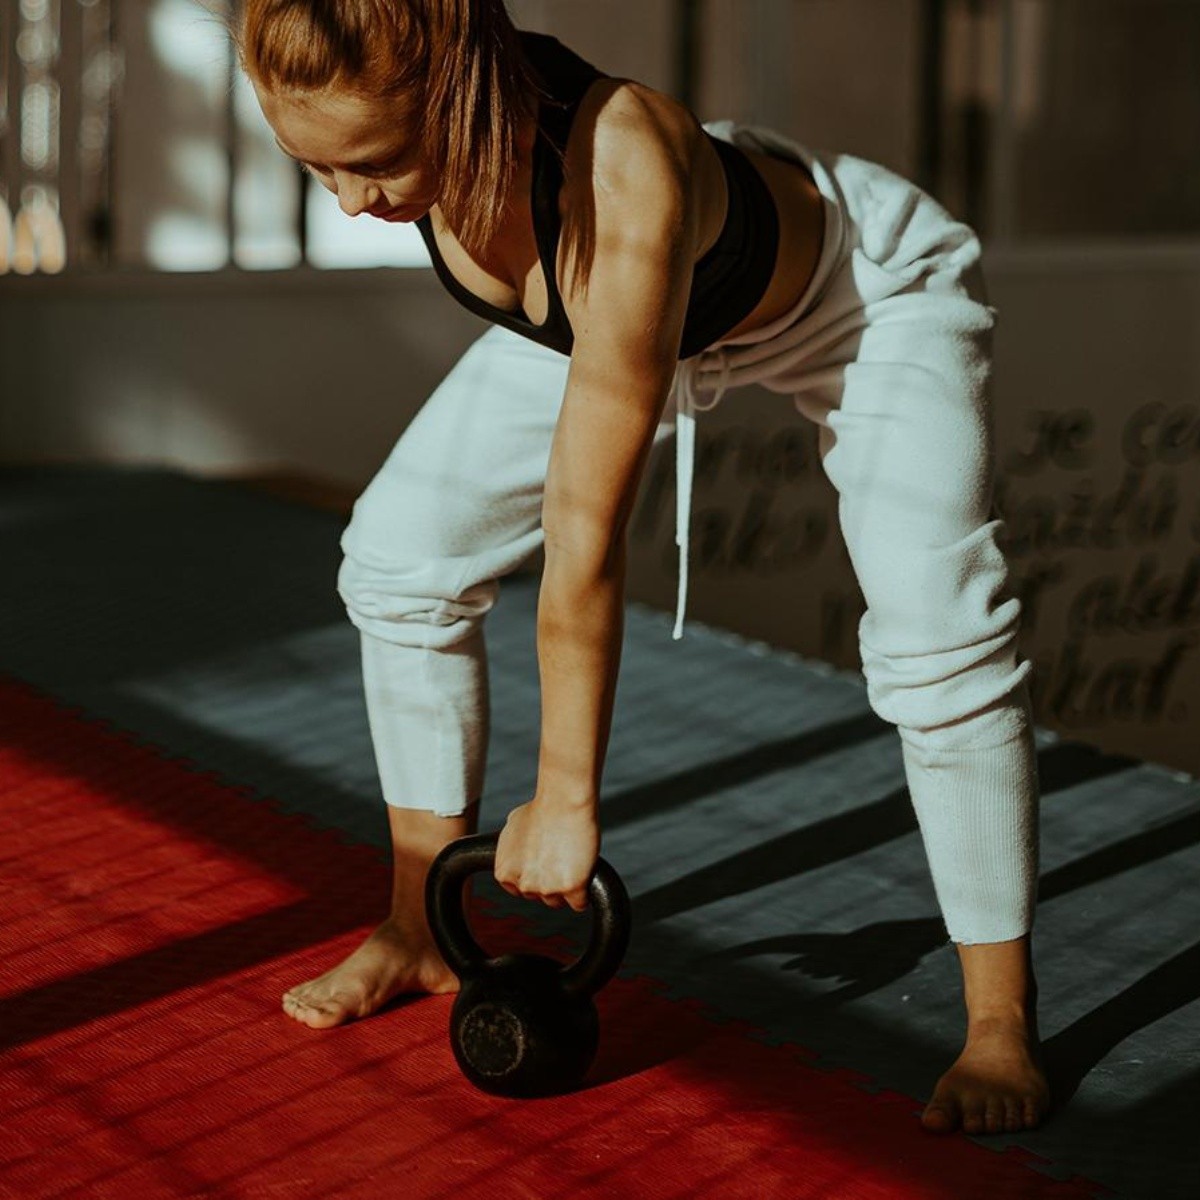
[235,0,1050,1136]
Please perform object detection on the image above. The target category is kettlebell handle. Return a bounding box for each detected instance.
[425,830,631,1000]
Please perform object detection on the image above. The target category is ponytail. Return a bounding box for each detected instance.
[232,1,540,255]
[421,1,539,255]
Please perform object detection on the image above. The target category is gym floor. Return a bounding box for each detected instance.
[1,464,1195,1199]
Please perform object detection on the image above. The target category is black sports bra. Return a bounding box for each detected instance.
[414,30,780,361]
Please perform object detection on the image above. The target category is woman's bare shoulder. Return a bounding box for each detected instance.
[555,75,712,300]
[568,75,704,198]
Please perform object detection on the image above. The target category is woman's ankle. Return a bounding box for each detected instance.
[384,799,482,945]
[955,934,1039,1023]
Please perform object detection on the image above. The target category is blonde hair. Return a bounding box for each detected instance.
[230,0,540,256]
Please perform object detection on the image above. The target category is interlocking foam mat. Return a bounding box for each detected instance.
[2,465,1197,1198]
[1,678,1104,1199]
[2,676,1113,1200]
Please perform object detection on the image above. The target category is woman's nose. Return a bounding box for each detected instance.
[335,171,379,217]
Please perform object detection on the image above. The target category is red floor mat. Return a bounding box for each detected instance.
[0,677,1109,1199]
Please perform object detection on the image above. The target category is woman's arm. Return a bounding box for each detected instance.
[493,86,705,913]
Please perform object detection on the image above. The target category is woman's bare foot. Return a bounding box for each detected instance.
[282,917,459,1029]
[921,1014,1050,1134]
[921,934,1052,1135]
[282,800,480,1029]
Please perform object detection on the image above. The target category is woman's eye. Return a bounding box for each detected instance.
[374,145,420,176]
[366,157,406,179]
[295,155,407,179]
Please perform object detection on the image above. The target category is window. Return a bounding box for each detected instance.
[4,0,1195,276]
[1,0,430,274]
[937,0,1200,242]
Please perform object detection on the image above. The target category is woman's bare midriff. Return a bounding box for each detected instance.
[695,137,826,343]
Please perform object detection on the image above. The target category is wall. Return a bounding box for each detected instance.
[700,0,922,173]
[0,268,486,483]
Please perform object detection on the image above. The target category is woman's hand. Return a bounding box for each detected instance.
[494,796,600,913]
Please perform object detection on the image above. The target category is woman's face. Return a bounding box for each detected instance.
[253,80,440,222]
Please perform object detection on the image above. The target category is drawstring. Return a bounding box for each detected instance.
[672,346,733,640]
[672,374,696,641]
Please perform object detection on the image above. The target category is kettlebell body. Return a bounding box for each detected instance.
[452,952,599,1097]
[425,832,631,1099]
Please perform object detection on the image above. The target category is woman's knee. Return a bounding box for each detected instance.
[861,639,1032,755]
[854,521,1032,752]
[336,480,548,650]
[337,542,502,651]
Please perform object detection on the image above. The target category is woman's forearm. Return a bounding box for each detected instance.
[534,543,627,810]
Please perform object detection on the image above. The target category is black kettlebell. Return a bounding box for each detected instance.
[424,830,632,1098]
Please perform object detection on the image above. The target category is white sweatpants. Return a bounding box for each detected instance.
[337,122,1040,946]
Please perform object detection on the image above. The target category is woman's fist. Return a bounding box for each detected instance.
[494,796,601,912]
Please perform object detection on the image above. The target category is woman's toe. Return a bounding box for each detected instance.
[921,1099,957,1133]
[962,1106,985,1134]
